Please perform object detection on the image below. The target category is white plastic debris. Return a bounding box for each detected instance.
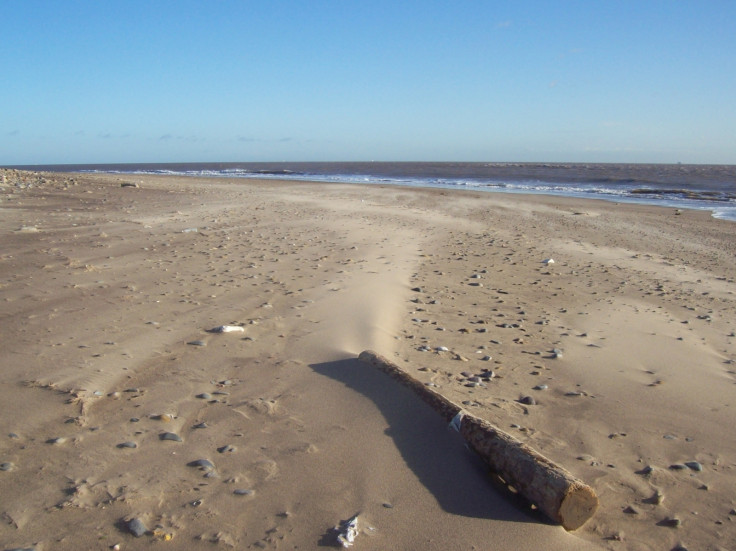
[449,411,464,432]
[211,325,245,333]
[336,515,359,548]
[542,258,555,265]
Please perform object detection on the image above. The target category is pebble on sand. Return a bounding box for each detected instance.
[160,432,183,442]
[188,459,216,472]
[209,325,245,333]
[657,517,681,528]
[127,517,147,537]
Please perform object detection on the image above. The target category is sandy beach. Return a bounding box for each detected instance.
[1,169,735,550]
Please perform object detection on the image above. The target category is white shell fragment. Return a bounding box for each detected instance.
[336,515,359,548]
[210,325,245,333]
[542,258,555,265]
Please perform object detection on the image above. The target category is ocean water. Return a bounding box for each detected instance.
[18,161,736,221]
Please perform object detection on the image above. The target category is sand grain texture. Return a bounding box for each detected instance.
[1,170,734,550]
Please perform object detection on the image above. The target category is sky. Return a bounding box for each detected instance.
[2,1,735,165]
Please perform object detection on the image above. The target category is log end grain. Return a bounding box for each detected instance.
[559,482,599,531]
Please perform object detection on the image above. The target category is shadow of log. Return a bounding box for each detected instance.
[310,357,547,524]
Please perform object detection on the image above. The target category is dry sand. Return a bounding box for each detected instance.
[1,169,735,550]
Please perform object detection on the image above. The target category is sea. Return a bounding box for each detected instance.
[15,161,736,221]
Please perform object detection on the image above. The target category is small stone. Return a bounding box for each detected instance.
[623,505,639,515]
[188,459,215,471]
[47,436,67,445]
[193,422,208,429]
[117,441,137,449]
[210,325,244,333]
[233,489,254,496]
[685,461,703,472]
[160,432,182,442]
[187,340,206,346]
[0,462,14,471]
[533,384,548,391]
[196,393,212,400]
[669,463,688,471]
[658,517,681,528]
[128,517,147,537]
[217,444,236,453]
[644,490,665,505]
[519,396,536,405]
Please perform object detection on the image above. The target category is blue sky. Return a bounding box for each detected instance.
[2,1,735,165]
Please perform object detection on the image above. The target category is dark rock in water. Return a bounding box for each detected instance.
[128,517,147,537]
[160,432,182,442]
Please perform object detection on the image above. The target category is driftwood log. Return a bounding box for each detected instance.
[358,350,599,531]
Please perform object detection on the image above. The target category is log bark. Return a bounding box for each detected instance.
[358,350,598,531]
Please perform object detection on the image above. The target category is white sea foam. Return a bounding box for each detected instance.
[80,166,736,222]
